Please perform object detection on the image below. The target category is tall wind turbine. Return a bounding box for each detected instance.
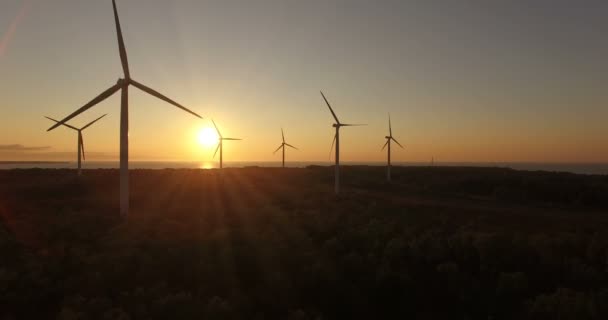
[45,114,107,176]
[46,0,202,217]
[320,91,366,194]
[382,113,404,182]
[212,120,242,169]
[273,128,298,168]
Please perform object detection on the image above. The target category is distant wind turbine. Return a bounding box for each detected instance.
[273,128,298,168]
[46,0,202,217]
[382,113,404,182]
[321,91,366,194]
[45,114,107,176]
[212,120,242,169]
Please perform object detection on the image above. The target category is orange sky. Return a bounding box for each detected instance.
[1,1,607,163]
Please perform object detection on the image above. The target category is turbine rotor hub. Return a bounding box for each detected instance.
[116,78,129,87]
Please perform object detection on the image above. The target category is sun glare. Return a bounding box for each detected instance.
[197,127,219,147]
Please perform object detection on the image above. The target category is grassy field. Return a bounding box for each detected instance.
[1,166,608,319]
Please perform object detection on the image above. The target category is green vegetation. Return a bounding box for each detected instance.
[1,167,607,319]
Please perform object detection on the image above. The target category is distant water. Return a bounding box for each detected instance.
[1,161,607,175]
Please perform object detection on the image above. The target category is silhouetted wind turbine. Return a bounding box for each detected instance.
[382,113,404,182]
[45,114,107,176]
[46,0,202,217]
[273,128,298,168]
[321,91,366,194]
[212,120,241,169]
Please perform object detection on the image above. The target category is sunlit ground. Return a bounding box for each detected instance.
[199,161,216,169]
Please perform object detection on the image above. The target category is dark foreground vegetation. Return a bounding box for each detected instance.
[1,166,608,319]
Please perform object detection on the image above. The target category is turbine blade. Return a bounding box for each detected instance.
[81,114,107,130]
[329,133,336,160]
[381,139,389,151]
[389,113,392,136]
[112,0,130,78]
[47,83,122,131]
[341,124,367,127]
[80,133,86,161]
[273,144,283,154]
[285,143,298,150]
[320,91,340,124]
[44,116,79,131]
[130,79,202,119]
[392,137,404,149]
[281,128,285,143]
[211,119,222,138]
[222,138,242,141]
[213,143,220,159]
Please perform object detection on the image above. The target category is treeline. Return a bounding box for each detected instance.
[351,166,608,209]
[0,167,607,319]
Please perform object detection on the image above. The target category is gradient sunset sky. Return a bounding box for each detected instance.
[1,0,607,163]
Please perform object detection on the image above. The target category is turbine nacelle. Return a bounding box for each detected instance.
[274,129,298,156]
[47,0,202,216]
[211,119,241,161]
[45,114,107,170]
[321,90,366,194]
[383,114,404,150]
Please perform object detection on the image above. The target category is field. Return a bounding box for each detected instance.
[1,166,608,319]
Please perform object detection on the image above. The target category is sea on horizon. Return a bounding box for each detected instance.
[0,161,607,175]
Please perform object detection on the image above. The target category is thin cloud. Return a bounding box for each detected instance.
[0,144,51,151]
[0,0,32,59]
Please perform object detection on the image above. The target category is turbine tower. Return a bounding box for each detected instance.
[45,114,107,176]
[46,0,202,217]
[382,113,404,182]
[320,91,365,195]
[273,128,298,168]
[212,120,242,169]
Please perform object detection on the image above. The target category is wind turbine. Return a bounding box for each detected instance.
[320,91,366,195]
[212,120,242,169]
[382,113,404,182]
[45,114,107,176]
[46,0,202,217]
[273,128,298,168]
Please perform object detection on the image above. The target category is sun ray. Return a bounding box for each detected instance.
[0,1,32,59]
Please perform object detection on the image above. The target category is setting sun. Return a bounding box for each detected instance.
[197,127,219,147]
